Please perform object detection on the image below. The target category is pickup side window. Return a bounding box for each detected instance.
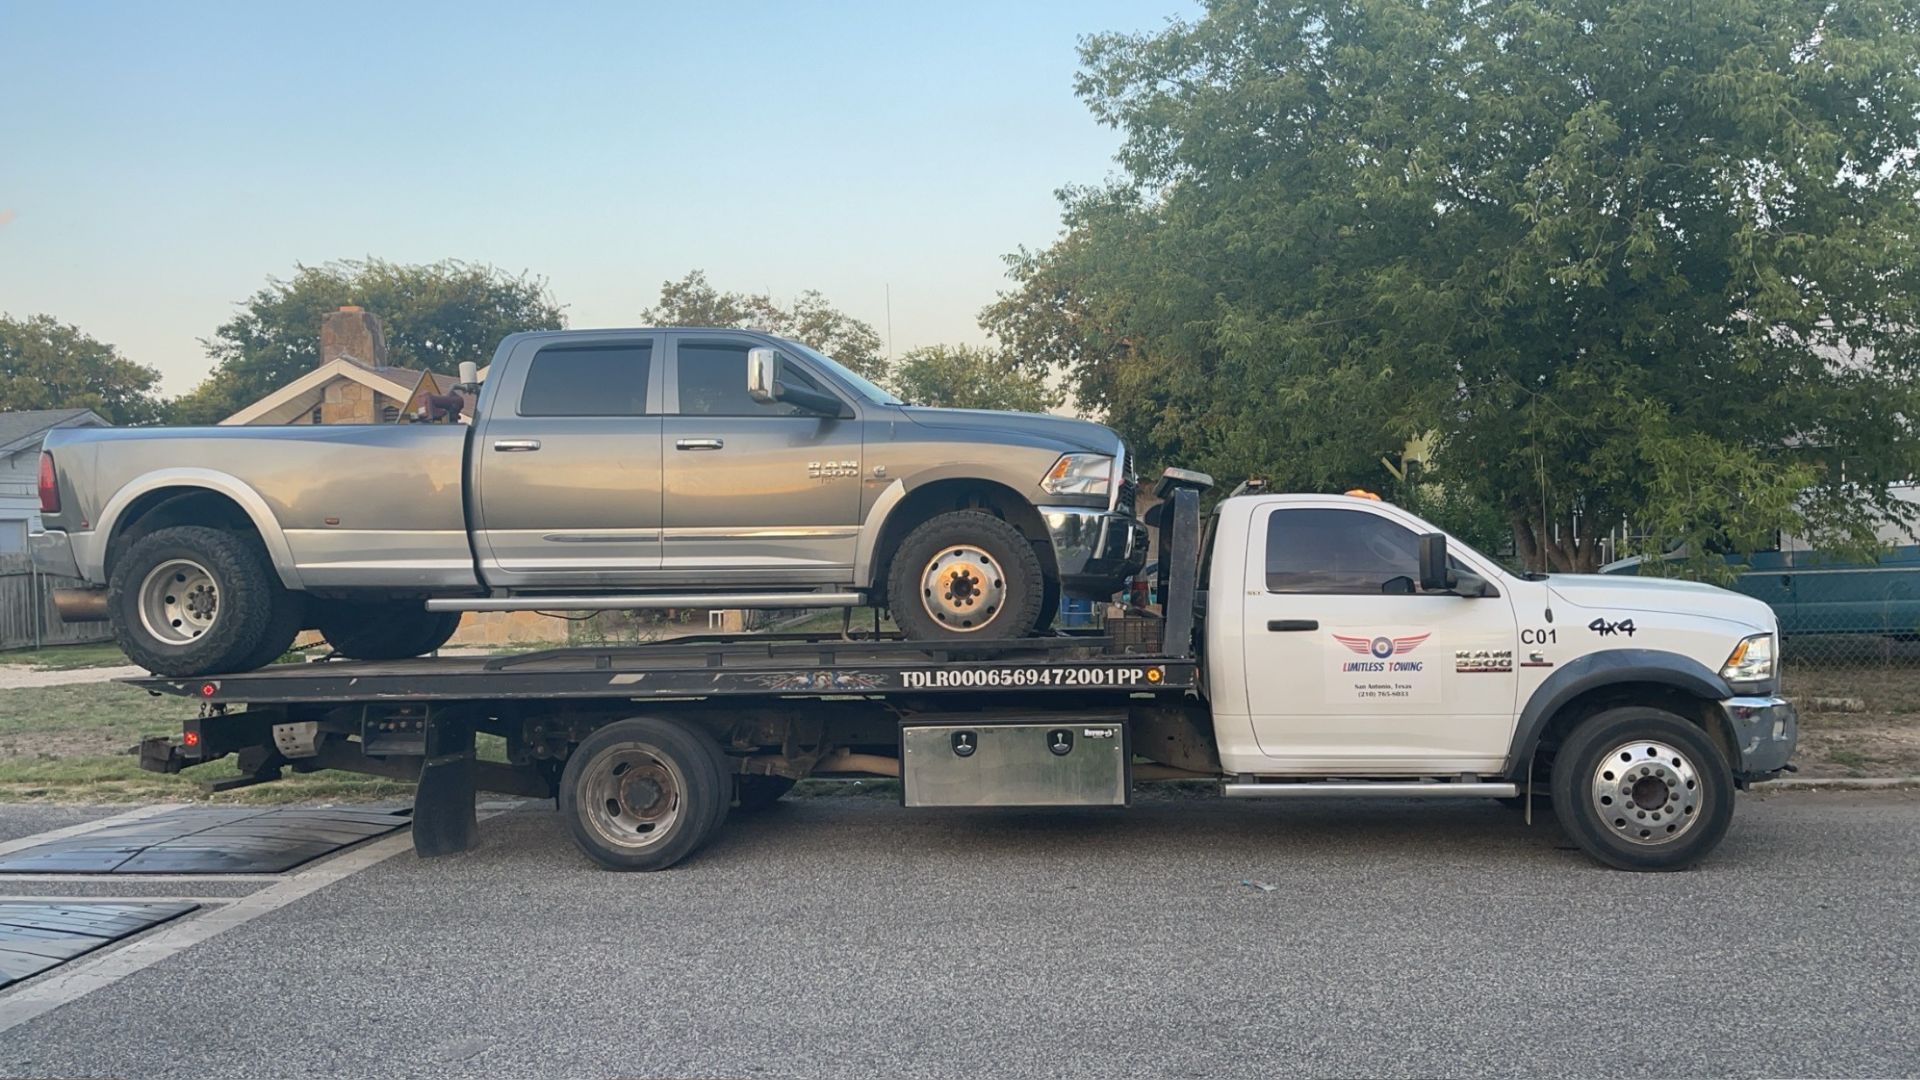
[1265,507,1459,595]
[518,343,652,416]
[676,342,831,417]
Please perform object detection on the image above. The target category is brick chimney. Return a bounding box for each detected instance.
[319,305,389,369]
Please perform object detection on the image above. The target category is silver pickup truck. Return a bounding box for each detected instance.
[34,327,1146,676]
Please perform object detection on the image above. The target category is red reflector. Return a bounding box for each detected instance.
[200,683,217,697]
[37,452,58,514]
[183,730,201,747]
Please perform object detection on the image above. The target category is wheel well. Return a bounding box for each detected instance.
[868,479,1055,605]
[1529,681,1735,776]
[106,487,265,581]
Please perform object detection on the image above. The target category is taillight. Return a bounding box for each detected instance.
[37,452,58,514]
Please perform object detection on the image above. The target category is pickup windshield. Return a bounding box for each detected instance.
[783,339,903,405]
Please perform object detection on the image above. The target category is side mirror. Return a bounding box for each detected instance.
[747,347,783,405]
[1418,533,1454,592]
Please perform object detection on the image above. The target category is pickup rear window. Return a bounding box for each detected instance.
[519,343,652,416]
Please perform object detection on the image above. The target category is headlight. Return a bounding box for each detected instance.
[1720,633,1775,687]
[1040,453,1114,497]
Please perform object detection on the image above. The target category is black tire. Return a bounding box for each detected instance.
[559,717,729,871]
[734,774,797,813]
[886,510,1045,641]
[235,587,307,672]
[314,601,462,660]
[1549,707,1734,871]
[1033,566,1061,635]
[108,525,282,676]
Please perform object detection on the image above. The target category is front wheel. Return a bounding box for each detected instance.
[1549,707,1734,871]
[559,718,730,871]
[885,511,1045,642]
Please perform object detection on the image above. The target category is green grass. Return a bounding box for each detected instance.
[0,641,131,670]
[0,681,414,803]
[782,607,896,636]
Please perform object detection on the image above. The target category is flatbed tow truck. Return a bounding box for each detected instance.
[133,472,1797,872]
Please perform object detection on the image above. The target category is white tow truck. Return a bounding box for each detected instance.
[133,471,1797,871]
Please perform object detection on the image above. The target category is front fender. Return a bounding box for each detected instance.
[1504,649,1731,775]
[91,468,303,590]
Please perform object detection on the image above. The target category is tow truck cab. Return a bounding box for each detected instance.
[1201,491,1797,787]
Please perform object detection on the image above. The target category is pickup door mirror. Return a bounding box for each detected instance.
[746,346,844,417]
[746,347,783,404]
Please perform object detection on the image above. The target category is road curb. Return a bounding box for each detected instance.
[1752,776,1920,791]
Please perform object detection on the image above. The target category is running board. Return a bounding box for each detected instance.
[1221,780,1517,799]
[426,592,864,613]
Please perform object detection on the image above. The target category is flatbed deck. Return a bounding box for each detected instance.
[129,632,1198,705]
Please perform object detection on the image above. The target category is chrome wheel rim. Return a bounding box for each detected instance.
[919,545,1006,633]
[580,745,685,852]
[137,558,220,646]
[1591,740,1702,846]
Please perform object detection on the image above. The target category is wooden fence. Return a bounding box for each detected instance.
[0,553,112,651]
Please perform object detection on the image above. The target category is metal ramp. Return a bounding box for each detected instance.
[0,807,410,874]
[0,902,197,987]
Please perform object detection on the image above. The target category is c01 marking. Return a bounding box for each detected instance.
[1521,628,1557,645]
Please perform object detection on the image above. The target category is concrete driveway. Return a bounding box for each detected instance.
[0,789,1913,1079]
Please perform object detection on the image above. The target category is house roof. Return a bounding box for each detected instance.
[220,360,456,426]
[0,408,108,455]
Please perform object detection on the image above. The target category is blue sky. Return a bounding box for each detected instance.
[0,0,1193,394]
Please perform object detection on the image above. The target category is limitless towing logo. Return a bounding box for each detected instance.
[1332,632,1430,672]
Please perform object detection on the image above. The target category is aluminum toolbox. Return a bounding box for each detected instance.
[900,720,1130,807]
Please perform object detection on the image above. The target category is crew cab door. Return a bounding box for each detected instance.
[1238,504,1519,773]
[471,334,664,587]
[659,335,863,583]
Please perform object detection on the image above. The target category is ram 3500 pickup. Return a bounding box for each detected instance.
[33,327,1146,676]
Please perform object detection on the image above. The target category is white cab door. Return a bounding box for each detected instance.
[1238,504,1519,773]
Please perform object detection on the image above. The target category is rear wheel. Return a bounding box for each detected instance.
[1549,707,1734,871]
[886,511,1045,642]
[559,718,729,870]
[108,525,288,676]
[314,601,462,660]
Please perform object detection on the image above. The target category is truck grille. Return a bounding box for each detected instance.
[1116,473,1138,517]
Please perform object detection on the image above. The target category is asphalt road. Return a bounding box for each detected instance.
[0,789,1915,1079]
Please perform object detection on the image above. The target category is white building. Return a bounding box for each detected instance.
[0,408,107,553]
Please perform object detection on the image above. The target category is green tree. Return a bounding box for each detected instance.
[643,270,887,380]
[889,344,1062,413]
[991,0,1920,572]
[170,259,564,424]
[0,314,163,425]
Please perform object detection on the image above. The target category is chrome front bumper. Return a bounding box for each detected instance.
[1038,506,1149,597]
[1721,696,1798,780]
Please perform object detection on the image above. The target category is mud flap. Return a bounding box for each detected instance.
[412,713,478,858]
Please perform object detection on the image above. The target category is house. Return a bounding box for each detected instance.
[0,408,107,553]
[219,306,461,426]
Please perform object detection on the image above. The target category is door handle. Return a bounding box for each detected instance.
[675,438,724,451]
[1267,619,1319,631]
[492,439,541,452]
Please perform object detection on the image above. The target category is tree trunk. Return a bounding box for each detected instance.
[1511,511,1607,574]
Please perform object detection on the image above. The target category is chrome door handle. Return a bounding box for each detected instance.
[492,439,541,452]
[675,438,724,451]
